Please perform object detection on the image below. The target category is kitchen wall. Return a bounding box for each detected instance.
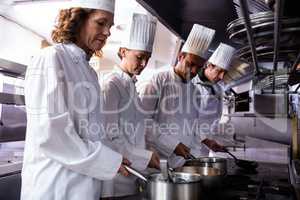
[0,17,41,65]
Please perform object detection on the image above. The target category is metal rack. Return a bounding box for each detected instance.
[228,0,300,93]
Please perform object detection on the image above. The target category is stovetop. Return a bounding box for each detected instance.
[139,159,296,200]
[203,174,295,200]
[199,160,296,200]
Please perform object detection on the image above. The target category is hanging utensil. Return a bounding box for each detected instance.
[224,149,258,171]
[124,166,148,182]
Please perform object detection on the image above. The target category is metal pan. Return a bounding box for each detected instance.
[184,157,227,176]
[224,150,258,171]
[174,166,224,189]
[128,165,204,200]
[146,172,203,200]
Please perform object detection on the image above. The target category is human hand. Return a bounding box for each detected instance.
[174,143,191,159]
[148,151,160,170]
[202,139,226,152]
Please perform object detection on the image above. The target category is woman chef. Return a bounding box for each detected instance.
[21,0,130,200]
[100,13,160,199]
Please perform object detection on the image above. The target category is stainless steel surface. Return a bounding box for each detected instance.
[184,157,227,176]
[272,0,284,93]
[146,172,202,200]
[227,9,300,69]
[233,0,270,18]
[238,0,260,75]
[167,168,174,182]
[229,117,291,144]
[159,159,168,180]
[174,166,224,189]
[254,93,288,115]
[254,74,289,91]
[0,58,26,78]
[0,92,25,105]
[174,166,222,176]
[124,166,147,182]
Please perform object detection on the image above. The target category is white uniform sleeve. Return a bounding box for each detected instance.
[25,49,122,180]
[138,78,180,157]
[101,79,152,171]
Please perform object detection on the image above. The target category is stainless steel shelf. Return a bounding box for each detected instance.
[0,58,26,78]
[0,93,25,105]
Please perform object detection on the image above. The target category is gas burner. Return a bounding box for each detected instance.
[204,174,296,200]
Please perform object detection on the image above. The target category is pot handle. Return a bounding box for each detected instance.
[124,165,148,182]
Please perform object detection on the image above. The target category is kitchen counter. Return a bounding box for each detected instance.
[0,161,22,200]
[0,161,22,177]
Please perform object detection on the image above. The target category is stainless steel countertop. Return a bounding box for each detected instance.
[0,161,22,177]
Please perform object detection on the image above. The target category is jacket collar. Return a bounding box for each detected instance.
[114,66,137,84]
[195,68,216,95]
[63,43,88,64]
[171,68,184,83]
[198,68,210,83]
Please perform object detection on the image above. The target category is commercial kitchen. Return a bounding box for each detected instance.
[0,0,299,199]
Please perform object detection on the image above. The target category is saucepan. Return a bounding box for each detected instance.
[184,157,228,175]
[174,166,224,189]
[125,166,203,200]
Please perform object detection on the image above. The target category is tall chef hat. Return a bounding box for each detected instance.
[181,24,215,58]
[208,43,236,71]
[72,0,115,13]
[0,0,12,15]
[121,13,157,53]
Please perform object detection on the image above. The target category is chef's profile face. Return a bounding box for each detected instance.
[119,48,151,76]
[205,63,226,83]
[178,52,206,81]
[77,9,114,53]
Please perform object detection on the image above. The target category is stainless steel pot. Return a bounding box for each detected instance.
[174,166,224,189]
[146,172,203,200]
[184,157,227,175]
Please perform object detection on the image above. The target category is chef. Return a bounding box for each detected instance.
[193,43,236,140]
[21,1,130,200]
[138,24,224,168]
[100,13,160,199]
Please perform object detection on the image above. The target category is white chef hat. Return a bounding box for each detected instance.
[181,24,215,58]
[72,0,115,14]
[208,43,236,71]
[121,13,157,53]
[0,0,12,15]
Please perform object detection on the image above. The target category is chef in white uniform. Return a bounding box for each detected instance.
[100,13,159,199]
[21,1,130,200]
[138,24,225,168]
[192,43,236,139]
